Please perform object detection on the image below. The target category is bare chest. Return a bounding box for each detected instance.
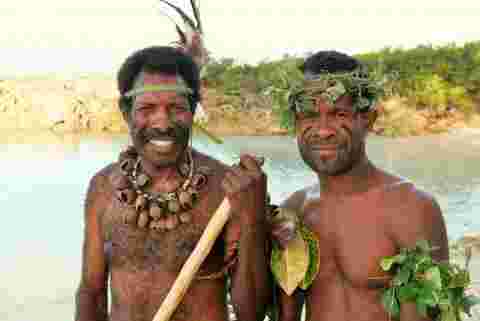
[102,196,225,273]
[303,196,397,288]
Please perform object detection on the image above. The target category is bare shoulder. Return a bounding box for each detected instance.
[84,163,116,217]
[384,180,448,260]
[280,186,312,212]
[386,181,442,218]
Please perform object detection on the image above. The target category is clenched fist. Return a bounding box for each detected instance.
[221,154,266,226]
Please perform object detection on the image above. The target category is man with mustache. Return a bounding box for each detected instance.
[272,51,449,321]
[75,46,271,321]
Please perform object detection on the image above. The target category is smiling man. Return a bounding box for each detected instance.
[75,46,271,321]
[272,51,449,321]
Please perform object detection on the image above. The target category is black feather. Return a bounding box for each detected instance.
[175,24,187,45]
[190,0,202,32]
[158,0,197,31]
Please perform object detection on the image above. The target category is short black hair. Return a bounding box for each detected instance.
[301,51,360,75]
[117,46,200,113]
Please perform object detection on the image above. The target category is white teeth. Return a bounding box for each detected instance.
[150,140,173,147]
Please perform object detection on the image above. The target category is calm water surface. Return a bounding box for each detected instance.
[1,130,479,321]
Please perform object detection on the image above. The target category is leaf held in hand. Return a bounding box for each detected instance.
[393,266,411,286]
[381,257,396,271]
[271,230,310,295]
[382,288,400,318]
[299,225,320,290]
[398,284,418,302]
[416,239,432,253]
[425,266,442,290]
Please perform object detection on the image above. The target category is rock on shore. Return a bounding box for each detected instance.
[0,76,286,136]
[0,76,477,136]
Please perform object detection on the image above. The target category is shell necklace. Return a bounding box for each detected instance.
[113,147,210,231]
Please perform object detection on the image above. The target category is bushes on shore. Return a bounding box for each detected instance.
[202,41,480,136]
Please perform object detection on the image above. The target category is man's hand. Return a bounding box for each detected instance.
[221,154,266,226]
[267,206,298,249]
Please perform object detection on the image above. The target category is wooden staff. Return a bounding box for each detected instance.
[153,198,232,321]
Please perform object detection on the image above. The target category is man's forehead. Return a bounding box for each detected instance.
[126,70,192,104]
[134,89,186,103]
[141,72,178,84]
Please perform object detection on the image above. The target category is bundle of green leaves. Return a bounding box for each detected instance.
[380,240,480,321]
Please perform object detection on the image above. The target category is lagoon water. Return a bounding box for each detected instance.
[1,130,480,321]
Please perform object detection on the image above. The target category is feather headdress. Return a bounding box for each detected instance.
[158,0,208,71]
[158,0,218,142]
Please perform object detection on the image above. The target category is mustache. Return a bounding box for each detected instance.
[304,134,340,146]
[137,127,177,142]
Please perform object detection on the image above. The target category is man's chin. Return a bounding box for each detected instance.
[139,146,184,167]
[317,161,354,176]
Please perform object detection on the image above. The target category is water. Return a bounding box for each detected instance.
[1,130,479,321]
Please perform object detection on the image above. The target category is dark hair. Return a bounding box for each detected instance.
[117,46,200,114]
[301,51,360,75]
[299,51,375,112]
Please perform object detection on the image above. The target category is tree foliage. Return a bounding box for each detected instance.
[202,41,480,132]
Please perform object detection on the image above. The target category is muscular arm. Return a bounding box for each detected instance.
[75,170,111,321]
[221,155,273,321]
[227,211,272,321]
[390,188,449,321]
[279,289,304,321]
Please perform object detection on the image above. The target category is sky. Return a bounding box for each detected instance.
[0,0,479,76]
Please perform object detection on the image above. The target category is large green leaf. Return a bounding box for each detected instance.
[440,308,457,321]
[398,284,418,302]
[299,225,320,290]
[381,257,396,271]
[382,288,400,318]
[393,266,411,286]
[270,230,310,295]
[416,300,428,317]
[377,240,480,321]
[416,239,433,253]
[425,266,442,290]
[447,269,470,289]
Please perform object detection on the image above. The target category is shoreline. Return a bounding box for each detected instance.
[1,77,479,137]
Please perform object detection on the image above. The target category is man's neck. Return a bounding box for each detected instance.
[140,153,188,193]
[317,156,378,197]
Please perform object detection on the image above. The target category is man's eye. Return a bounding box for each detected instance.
[296,110,318,119]
[336,111,349,118]
[136,106,152,112]
[171,104,189,112]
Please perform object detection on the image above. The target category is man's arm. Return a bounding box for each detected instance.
[75,171,111,321]
[391,188,449,321]
[278,288,304,321]
[227,213,272,321]
[277,190,307,321]
[222,155,272,321]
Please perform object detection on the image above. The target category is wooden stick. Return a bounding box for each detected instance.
[153,198,232,321]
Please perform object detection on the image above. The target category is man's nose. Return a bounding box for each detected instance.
[317,126,336,140]
[316,116,336,140]
[150,106,171,129]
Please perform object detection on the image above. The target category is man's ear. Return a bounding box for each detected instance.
[118,97,132,122]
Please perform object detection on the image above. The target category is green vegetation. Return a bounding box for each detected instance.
[203,41,480,136]
[358,42,480,116]
[379,240,480,321]
[1,42,478,136]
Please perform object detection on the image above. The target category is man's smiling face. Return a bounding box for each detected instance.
[128,72,193,167]
[295,94,370,176]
